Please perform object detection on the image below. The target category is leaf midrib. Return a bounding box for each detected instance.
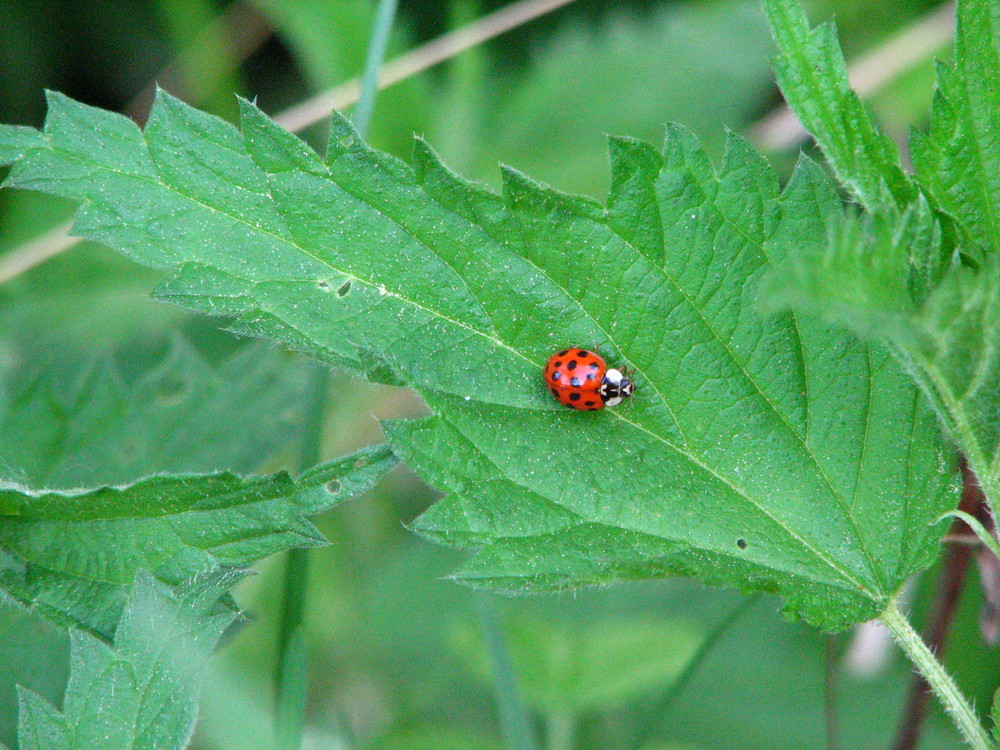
[439,410,872,592]
[651,156,885,588]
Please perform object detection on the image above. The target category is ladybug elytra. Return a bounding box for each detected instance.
[543,347,635,410]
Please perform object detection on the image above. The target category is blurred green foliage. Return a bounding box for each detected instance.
[0,0,973,748]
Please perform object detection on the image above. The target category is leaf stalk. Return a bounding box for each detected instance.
[880,598,995,750]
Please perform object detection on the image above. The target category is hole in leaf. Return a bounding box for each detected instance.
[317,280,332,292]
[327,479,342,494]
[337,280,352,297]
[339,134,356,149]
[737,538,748,549]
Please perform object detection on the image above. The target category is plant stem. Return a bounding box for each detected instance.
[273,0,398,739]
[545,710,575,750]
[824,635,840,750]
[880,598,994,750]
[273,365,329,750]
[352,0,399,137]
[274,547,312,750]
[894,457,985,750]
[626,593,761,750]
[475,593,541,750]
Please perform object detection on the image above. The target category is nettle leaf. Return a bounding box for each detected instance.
[760,0,918,212]
[761,0,1000,512]
[0,444,396,640]
[911,0,1000,257]
[14,572,239,750]
[0,340,322,488]
[0,91,958,629]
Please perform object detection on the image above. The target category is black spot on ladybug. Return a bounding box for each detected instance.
[570,377,583,386]
[569,392,581,401]
[737,539,748,549]
[552,372,561,380]
[586,372,596,381]
[584,400,595,406]
[554,361,562,368]
[567,360,578,371]
[550,387,559,397]
[577,350,589,357]
[558,349,569,357]
[590,363,600,370]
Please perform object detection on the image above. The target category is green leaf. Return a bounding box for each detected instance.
[992,684,1000,742]
[0,91,958,630]
[0,126,44,166]
[760,0,917,211]
[761,186,946,336]
[766,198,1000,536]
[455,613,704,714]
[14,572,239,750]
[0,444,397,639]
[0,340,324,488]
[911,0,1000,258]
[762,0,1000,518]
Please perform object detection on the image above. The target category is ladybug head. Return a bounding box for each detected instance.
[599,368,635,407]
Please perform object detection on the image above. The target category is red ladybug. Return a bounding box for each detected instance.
[543,348,635,410]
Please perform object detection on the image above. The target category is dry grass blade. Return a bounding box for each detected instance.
[0,0,579,285]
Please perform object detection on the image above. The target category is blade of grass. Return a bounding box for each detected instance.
[274,364,331,750]
[272,0,400,739]
[272,0,580,133]
[625,594,762,750]
[351,0,400,137]
[475,593,541,750]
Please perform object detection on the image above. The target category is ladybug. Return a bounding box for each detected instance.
[543,347,635,410]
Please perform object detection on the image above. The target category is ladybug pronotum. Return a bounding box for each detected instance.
[543,347,635,410]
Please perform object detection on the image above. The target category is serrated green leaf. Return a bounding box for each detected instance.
[760,0,917,211]
[15,572,238,750]
[911,0,1000,258]
[0,444,397,639]
[762,0,1000,525]
[0,92,958,630]
[762,179,946,335]
[0,340,323,488]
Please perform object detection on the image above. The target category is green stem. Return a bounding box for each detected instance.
[273,0,399,739]
[352,0,400,137]
[545,710,575,750]
[274,366,330,750]
[475,593,541,750]
[274,548,311,750]
[626,593,761,750]
[880,598,995,750]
